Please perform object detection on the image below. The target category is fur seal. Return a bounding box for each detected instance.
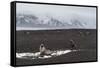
[69,39,76,50]
[39,44,52,56]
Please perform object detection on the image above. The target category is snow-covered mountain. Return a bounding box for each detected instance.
[16,14,65,27]
[16,14,95,30]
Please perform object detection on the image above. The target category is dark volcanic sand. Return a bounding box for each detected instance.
[16,29,97,66]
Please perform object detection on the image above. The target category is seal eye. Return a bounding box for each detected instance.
[40,44,44,48]
[41,45,43,47]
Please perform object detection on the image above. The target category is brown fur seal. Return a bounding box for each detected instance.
[39,44,52,56]
[69,39,76,50]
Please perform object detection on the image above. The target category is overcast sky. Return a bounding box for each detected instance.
[16,3,96,29]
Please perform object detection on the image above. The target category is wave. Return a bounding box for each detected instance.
[16,49,77,59]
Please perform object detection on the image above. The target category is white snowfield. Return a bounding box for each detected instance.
[16,50,77,59]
